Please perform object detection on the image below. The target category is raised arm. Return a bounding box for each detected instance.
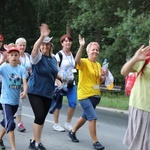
[75,34,85,65]
[121,45,150,76]
[0,51,8,65]
[31,23,50,58]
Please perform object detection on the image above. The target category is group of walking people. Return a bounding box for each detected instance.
[0,23,107,150]
[0,22,149,150]
[27,23,107,150]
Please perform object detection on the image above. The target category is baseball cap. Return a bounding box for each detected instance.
[0,34,4,41]
[4,43,20,53]
[7,46,19,53]
[43,36,53,43]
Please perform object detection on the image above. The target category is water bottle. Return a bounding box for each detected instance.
[102,59,109,69]
[62,69,68,87]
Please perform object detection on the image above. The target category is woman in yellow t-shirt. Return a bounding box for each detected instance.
[121,45,150,150]
[68,35,106,150]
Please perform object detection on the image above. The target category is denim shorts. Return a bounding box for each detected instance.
[79,96,101,121]
[1,104,18,133]
[51,85,77,109]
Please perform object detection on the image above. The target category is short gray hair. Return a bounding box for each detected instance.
[15,37,27,45]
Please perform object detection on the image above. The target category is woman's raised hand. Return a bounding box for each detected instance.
[133,45,150,61]
[79,34,85,47]
[39,23,50,37]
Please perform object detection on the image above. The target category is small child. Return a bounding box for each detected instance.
[0,44,27,150]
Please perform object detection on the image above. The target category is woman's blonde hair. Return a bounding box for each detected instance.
[86,42,100,52]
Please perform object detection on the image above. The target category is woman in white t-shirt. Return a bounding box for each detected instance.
[51,34,77,132]
[0,34,5,112]
[15,37,31,132]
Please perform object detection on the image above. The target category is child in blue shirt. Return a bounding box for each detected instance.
[0,44,27,150]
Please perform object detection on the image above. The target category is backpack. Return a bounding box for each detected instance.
[57,51,75,67]
[125,55,150,96]
[125,72,136,96]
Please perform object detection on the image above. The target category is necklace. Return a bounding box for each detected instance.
[90,61,100,84]
[62,50,74,68]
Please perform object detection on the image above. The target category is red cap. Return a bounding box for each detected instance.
[0,35,4,41]
[7,46,20,53]
[4,43,20,53]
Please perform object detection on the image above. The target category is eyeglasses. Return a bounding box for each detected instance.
[0,41,3,42]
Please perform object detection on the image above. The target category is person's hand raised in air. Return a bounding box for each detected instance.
[39,23,50,37]
[79,34,85,47]
[133,45,150,62]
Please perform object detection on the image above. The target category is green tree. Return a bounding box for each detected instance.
[103,9,150,85]
[0,0,149,89]
[0,0,37,52]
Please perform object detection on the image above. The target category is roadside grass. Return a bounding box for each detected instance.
[63,92,129,110]
[100,93,129,110]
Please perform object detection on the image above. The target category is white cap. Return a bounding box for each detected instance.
[43,36,53,43]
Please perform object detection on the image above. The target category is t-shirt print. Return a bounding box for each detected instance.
[9,73,21,89]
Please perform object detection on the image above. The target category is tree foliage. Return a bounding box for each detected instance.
[0,0,150,87]
[103,9,150,85]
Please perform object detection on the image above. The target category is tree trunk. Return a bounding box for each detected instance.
[66,21,72,36]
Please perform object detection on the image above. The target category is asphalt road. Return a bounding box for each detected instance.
[1,97,129,150]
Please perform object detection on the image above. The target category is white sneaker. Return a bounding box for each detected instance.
[53,124,65,132]
[64,123,72,131]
